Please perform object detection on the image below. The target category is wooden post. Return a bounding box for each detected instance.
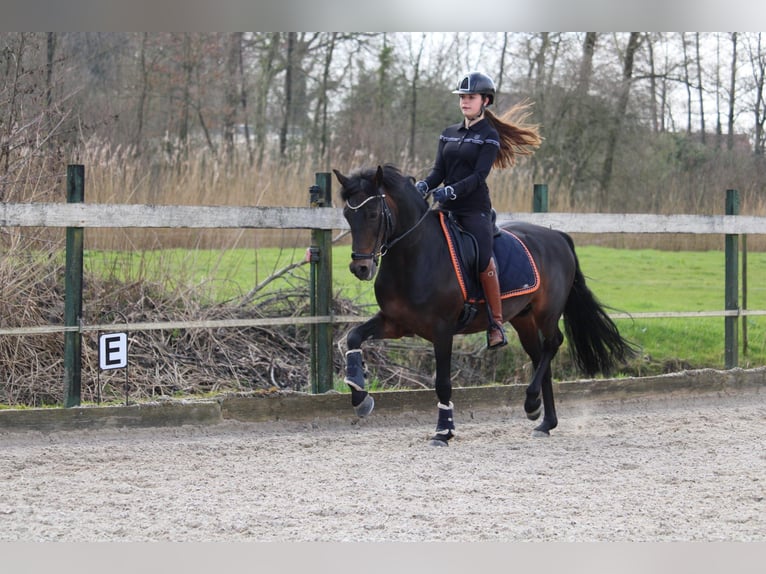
[742,234,748,356]
[308,173,333,393]
[533,183,549,213]
[64,165,84,407]
[724,189,739,369]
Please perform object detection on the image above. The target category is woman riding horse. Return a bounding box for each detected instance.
[335,164,635,446]
[416,71,542,350]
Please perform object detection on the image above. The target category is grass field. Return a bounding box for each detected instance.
[84,244,766,374]
[576,246,766,371]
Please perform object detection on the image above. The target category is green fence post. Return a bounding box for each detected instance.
[533,183,548,213]
[724,189,739,369]
[64,165,85,407]
[308,173,333,393]
[742,233,748,357]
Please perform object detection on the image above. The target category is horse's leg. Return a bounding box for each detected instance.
[512,316,563,436]
[531,352,558,436]
[429,334,456,447]
[344,315,384,417]
[528,332,563,436]
[511,317,543,418]
[535,320,566,436]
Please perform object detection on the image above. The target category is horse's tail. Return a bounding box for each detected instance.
[561,233,636,377]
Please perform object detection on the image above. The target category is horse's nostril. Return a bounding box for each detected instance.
[350,261,371,280]
[350,257,376,280]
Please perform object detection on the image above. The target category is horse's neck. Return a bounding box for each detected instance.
[386,208,440,260]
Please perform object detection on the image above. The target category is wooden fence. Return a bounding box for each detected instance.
[1,167,765,406]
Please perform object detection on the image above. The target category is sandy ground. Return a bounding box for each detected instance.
[1,388,764,542]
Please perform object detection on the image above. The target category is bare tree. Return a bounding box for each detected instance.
[599,32,642,206]
[744,33,766,155]
[496,32,509,95]
[533,32,550,101]
[237,34,254,166]
[1,33,27,177]
[714,33,723,148]
[279,33,296,160]
[277,32,323,161]
[645,33,661,133]
[0,32,74,201]
[406,33,426,164]
[179,34,193,153]
[681,33,693,134]
[134,33,149,155]
[45,33,56,111]
[657,35,672,132]
[695,32,706,144]
[728,32,738,151]
[223,33,242,162]
[251,33,281,168]
[559,32,598,208]
[313,32,337,168]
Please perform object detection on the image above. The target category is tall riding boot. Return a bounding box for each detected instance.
[479,258,507,349]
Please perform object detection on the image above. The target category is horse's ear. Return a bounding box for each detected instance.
[374,165,384,186]
[333,169,349,188]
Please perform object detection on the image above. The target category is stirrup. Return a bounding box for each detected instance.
[486,324,507,349]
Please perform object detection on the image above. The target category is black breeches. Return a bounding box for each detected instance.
[453,210,494,271]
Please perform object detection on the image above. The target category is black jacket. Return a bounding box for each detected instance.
[423,117,500,213]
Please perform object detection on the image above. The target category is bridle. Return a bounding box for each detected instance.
[345,184,431,265]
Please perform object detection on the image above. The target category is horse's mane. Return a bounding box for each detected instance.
[339,164,416,203]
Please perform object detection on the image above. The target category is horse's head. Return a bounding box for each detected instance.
[335,164,429,281]
[334,165,391,281]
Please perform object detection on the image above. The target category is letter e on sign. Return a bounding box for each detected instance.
[99,332,128,370]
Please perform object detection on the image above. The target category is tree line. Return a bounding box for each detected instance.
[2,32,765,213]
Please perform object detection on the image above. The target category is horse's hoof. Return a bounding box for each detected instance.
[525,392,542,420]
[533,419,557,436]
[526,405,542,421]
[428,430,453,447]
[353,394,375,418]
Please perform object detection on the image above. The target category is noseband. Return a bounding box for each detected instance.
[345,184,430,264]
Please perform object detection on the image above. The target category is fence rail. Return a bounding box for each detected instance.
[3,201,766,234]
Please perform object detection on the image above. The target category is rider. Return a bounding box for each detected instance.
[416,71,543,349]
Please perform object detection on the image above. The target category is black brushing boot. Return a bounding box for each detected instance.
[429,402,455,446]
[345,349,374,417]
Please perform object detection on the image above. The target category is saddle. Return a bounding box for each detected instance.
[437,210,540,330]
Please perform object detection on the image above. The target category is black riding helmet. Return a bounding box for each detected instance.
[452,72,496,106]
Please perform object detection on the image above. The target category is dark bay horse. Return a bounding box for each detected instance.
[334,164,634,445]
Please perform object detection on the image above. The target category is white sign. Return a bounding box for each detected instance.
[99,332,128,370]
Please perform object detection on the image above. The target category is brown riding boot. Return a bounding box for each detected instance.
[479,258,507,349]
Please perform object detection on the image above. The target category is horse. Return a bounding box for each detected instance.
[333,164,635,446]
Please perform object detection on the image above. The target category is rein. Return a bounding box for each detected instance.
[345,187,431,262]
[382,205,431,254]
